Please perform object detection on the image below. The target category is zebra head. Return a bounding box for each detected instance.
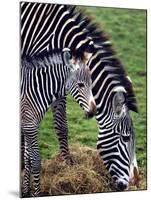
[96,85,139,191]
[65,62,96,118]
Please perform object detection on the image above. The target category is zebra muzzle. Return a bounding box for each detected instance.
[85,101,96,119]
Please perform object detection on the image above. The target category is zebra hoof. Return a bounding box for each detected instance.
[66,156,74,165]
[31,192,41,197]
[21,191,31,198]
[31,192,47,197]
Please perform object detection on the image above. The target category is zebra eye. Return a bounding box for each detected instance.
[122,135,131,142]
[78,83,85,88]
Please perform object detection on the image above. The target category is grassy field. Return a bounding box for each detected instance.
[38,6,147,183]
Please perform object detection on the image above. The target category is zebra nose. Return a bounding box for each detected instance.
[85,101,96,118]
[90,101,96,113]
[117,181,127,191]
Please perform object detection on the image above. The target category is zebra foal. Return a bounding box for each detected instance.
[21,49,95,197]
[51,65,96,163]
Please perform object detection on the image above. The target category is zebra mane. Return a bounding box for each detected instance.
[65,5,138,112]
[21,49,69,69]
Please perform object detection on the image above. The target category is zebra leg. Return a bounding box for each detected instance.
[22,127,41,197]
[51,97,73,164]
[21,131,25,170]
[30,139,41,196]
[22,135,31,197]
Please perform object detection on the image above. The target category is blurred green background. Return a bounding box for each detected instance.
[38,6,147,177]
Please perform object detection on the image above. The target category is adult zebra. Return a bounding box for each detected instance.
[20,2,139,192]
[21,48,95,196]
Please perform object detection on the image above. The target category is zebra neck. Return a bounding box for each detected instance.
[21,58,70,118]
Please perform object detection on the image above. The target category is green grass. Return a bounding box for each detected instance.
[38,7,147,173]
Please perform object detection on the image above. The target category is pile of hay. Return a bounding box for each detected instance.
[40,144,116,195]
[22,144,145,196]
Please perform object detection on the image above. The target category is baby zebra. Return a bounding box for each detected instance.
[21,48,96,197]
[51,65,96,164]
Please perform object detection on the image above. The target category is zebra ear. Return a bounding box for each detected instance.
[113,91,126,115]
[63,48,80,72]
[63,48,72,66]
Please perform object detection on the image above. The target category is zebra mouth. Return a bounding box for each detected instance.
[116,181,128,191]
[117,182,127,191]
[85,111,95,119]
[84,101,96,119]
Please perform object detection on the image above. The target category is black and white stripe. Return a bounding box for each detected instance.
[21,2,93,57]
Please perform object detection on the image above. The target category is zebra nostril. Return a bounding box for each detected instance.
[117,181,127,191]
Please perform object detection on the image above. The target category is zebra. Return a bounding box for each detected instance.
[21,48,95,196]
[20,2,139,191]
[51,65,96,163]
[21,1,96,165]
[87,51,139,190]
[21,65,96,169]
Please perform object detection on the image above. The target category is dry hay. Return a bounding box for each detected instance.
[40,144,116,195]
[26,144,146,196]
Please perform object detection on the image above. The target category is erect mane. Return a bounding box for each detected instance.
[65,5,138,112]
[21,49,67,69]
